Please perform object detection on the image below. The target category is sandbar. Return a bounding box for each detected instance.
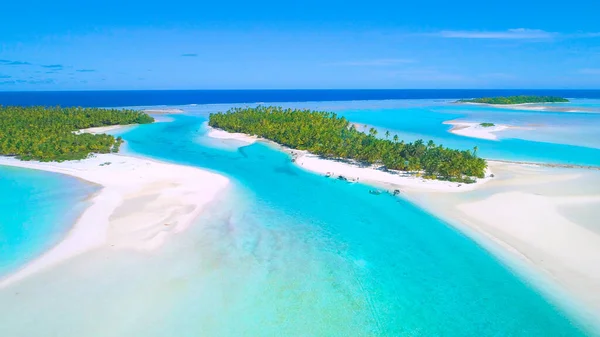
[0,152,229,287]
[443,120,524,140]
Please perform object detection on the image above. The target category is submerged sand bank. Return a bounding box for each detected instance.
[0,153,229,287]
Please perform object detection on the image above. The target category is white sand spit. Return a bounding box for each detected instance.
[407,161,600,320]
[0,153,229,287]
[458,191,600,315]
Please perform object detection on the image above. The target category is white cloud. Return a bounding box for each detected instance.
[329,59,415,66]
[437,28,554,39]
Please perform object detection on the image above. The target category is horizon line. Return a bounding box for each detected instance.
[1,88,600,93]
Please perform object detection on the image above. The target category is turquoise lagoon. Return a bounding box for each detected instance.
[111,107,594,336]
[333,99,600,165]
[0,166,97,277]
[164,99,600,166]
[1,99,599,336]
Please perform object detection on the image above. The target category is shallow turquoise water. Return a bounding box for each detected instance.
[334,100,600,165]
[141,99,600,166]
[111,113,592,336]
[0,166,97,277]
[1,98,598,335]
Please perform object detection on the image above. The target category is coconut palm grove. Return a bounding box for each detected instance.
[0,106,154,161]
[209,106,487,182]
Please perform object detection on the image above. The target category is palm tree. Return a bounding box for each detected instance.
[203,105,487,183]
[473,146,478,157]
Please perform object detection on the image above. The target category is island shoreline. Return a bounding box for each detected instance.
[0,126,230,287]
[205,123,492,192]
[205,124,600,328]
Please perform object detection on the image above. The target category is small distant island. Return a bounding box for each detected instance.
[0,106,154,161]
[457,95,569,105]
[480,123,495,127]
[209,106,487,183]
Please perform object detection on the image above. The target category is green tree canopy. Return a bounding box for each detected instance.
[0,106,154,161]
[209,106,487,183]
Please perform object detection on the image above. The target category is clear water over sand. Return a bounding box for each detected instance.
[160,98,600,166]
[0,166,96,277]
[1,99,599,336]
[110,112,592,335]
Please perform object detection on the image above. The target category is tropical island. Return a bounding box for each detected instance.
[0,106,154,161]
[480,122,495,127]
[0,105,229,288]
[209,106,486,183]
[457,95,569,105]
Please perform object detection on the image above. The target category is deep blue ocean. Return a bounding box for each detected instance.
[1,89,600,107]
[1,90,599,336]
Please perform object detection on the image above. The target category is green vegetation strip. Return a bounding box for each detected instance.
[480,123,495,127]
[458,95,569,105]
[0,106,154,161]
[209,106,486,183]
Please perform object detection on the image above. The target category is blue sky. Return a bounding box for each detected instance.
[1,0,599,90]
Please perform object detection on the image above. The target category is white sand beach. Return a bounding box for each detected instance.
[294,151,492,192]
[406,161,600,320]
[0,153,229,287]
[206,125,258,144]
[74,125,134,134]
